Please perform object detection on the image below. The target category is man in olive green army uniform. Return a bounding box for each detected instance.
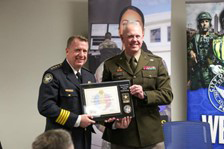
[188,12,217,90]
[102,22,173,149]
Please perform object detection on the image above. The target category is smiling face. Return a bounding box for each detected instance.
[119,9,143,37]
[122,23,144,56]
[66,38,88,70]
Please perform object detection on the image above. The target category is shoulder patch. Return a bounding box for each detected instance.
[43,73,53,84]
[50,63,62,70]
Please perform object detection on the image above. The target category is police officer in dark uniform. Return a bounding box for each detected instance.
[188,12,217,90]
[38,35,96,149]
[102,21,173,149]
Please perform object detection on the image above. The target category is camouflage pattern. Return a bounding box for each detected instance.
[188,32,217,90]
[98,39,118,50]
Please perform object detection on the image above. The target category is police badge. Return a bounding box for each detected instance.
[43,73,53,84]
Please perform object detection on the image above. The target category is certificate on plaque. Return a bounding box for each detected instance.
[80,80,134,121]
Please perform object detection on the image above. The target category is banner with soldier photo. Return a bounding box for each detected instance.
[186,1,224,148]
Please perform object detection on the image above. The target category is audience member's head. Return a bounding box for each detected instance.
[32,129,74,149]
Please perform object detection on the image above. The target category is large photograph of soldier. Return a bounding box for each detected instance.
[187,3,224,90]
[186,2,224,148]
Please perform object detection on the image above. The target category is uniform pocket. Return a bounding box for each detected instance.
[112,72,126,80]
[59,89,80,111]
[60,89,78,97]
[142,70,157,78]
[142,70,157,89]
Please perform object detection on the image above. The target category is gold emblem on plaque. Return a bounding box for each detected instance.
[122,93,130,103]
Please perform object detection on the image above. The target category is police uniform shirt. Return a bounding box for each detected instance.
[66,59,82,127]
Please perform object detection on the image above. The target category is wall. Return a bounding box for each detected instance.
[0,0,88,148]
[171,0,187,121]
[0,0,186,148]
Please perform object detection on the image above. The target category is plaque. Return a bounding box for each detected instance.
[80,80,134,121]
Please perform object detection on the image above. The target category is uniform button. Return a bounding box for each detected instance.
[133,76,136,78]
[149,75,152,77]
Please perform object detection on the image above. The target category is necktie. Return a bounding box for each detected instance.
[130,57,137,72]
[76,72,82,83]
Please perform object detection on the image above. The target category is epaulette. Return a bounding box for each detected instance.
[146,52,161,59]
[106,54,120,61]
[50,63,62,70]
[82,67,92,73]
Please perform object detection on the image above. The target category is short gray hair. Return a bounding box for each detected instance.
[32,129,73,149]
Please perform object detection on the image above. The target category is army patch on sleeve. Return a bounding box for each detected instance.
[43,73,53,84]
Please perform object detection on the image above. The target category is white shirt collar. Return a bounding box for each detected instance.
[66,59,81,75]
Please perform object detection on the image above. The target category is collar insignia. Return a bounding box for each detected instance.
[117,67,123,72]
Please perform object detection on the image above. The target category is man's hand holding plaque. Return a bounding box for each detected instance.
[105,116,132,129]
[80,114,96,128]
[129,85,145,99]
[114,116,132,129]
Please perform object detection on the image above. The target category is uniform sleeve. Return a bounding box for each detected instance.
[38,72,78,128]
[144,59,173,105]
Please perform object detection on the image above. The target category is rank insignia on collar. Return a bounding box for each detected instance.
[117,67,123,72]
[143,66,156,70]
[43,73,53,84]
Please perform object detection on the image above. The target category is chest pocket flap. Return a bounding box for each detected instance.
[112,72,126,80]
[142,70,157,78]
[60,89,78,97]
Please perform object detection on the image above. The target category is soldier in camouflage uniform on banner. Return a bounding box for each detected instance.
[98,32,118,50]
[188,12,217,90]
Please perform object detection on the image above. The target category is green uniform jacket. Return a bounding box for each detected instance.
[102,50,173,147]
